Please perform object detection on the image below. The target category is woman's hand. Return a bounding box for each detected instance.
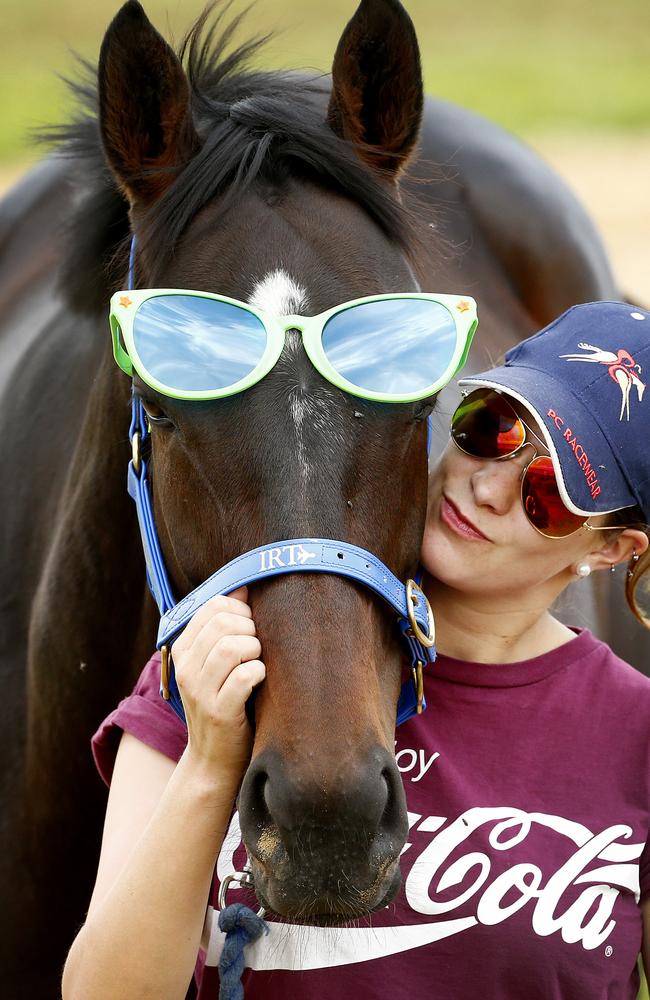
[171,586,265,784]
[63,590,263,1000]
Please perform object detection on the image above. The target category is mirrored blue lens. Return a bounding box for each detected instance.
[321,299,458,396]
[133,295,267,392]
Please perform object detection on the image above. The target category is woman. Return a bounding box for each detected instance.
[63,300,650,999]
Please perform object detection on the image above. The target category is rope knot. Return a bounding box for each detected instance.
[218,903,269,1000]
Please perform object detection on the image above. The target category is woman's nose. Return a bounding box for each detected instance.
[470,445,536,515]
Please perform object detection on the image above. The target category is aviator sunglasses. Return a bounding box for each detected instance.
[109,289,478,404]
[450,388,614,539]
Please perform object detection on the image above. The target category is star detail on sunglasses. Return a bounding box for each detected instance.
[456,300,471,313]
[119,295,133,308]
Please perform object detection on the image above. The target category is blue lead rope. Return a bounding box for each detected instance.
[217,904,269,1000]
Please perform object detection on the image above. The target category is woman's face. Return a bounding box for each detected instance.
[421,404,606,599]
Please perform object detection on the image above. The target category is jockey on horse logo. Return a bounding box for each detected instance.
[560,343,646,421]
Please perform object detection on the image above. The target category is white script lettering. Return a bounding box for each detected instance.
[213,805,642,959]
[404,806,641,950]
[394,741,440,782]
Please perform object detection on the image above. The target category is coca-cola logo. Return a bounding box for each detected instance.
[403,806,640,950]
[205,805,642,971]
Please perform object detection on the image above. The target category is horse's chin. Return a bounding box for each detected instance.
[249,856,402,925]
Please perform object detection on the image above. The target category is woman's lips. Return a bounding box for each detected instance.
[441,495,490,542]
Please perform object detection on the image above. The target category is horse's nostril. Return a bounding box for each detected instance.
[379,767,391,811]
[379,763,408,837]
[253,769,269,812]
[261,773,274,815]
[239,761,271,831]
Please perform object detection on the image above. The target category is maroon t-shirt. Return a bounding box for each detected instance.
[93,629,650,998]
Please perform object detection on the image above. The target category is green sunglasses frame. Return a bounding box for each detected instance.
[109,288,478,404]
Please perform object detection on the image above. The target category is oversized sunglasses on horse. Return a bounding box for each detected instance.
[0,0,647,995]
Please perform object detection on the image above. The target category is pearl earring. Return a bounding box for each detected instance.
[576,563,591,578]
[628,549,640,580]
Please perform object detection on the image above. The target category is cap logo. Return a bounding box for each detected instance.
[547,409,601,500]
[559,342,646,421]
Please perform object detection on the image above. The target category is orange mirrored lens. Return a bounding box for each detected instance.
[522,457,586,538]
[451,388,525,458]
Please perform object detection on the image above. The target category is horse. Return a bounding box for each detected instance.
[0,0,645,994]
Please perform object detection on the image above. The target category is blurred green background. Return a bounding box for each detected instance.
[1,0,649,167]
[1,0,647,300]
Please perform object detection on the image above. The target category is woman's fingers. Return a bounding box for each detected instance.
[201,635,263,683]
[175,632,262,693]
[171,584,263,777]
[188,613,257,666]
[173,590,252,653]
[214,660,266,720]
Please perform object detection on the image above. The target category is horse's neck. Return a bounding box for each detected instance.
[25,349,158,802]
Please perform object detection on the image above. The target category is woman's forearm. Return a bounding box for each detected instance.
[63,749,237,1000]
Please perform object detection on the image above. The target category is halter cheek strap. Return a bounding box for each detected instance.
[125,237,435,727]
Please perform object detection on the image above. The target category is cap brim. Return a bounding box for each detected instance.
[459,367,636,517]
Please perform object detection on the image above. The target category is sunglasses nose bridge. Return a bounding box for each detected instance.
[499,438,538,469]
[281,316,306,334]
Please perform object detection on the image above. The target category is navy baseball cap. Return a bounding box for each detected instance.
[459,301,650,521]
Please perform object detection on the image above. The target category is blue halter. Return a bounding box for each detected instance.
[124,238,435,727]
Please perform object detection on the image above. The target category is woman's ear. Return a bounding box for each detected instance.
[589,528,649,572]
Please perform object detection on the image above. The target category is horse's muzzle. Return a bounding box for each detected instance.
[237,744,408,920]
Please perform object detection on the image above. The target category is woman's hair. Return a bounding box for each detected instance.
[604,506,650,630]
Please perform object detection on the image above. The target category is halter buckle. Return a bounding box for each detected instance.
[160,644,171,700]
[411,659,425,714]
[218,864,266,917]
[131,431,141,476]
[405,579,435,648]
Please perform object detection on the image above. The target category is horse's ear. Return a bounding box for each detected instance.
[98,0,200,205]
[327,0,423,179]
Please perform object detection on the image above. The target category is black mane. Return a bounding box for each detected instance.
[43,2,426,313]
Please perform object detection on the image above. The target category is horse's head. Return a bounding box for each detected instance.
[99,0,434,921]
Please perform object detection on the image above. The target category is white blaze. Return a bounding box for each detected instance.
[249,269,308,316]
[248,270,315,488]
